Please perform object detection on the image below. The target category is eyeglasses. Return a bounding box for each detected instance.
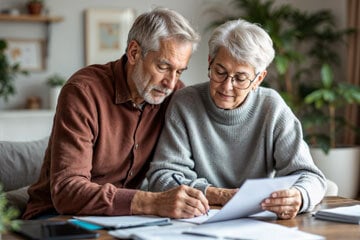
[209,66,259,90]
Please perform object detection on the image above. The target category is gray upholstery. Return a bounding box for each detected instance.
[325,179,338,196]
[0,137,48,213]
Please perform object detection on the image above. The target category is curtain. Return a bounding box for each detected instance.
[344,0,360,145]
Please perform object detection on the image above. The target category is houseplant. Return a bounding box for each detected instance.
[304,63,360,198]
[26,0,44,15]
[46,73,66,109]
[0,39,28,103]
[206,0,360,198]
[0,185,19,238]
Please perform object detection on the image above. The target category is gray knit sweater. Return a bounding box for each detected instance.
[147,82,326,212]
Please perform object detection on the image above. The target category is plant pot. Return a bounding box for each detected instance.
[310,147,360,198]
[49,87,62,109]
[27,2,43,15]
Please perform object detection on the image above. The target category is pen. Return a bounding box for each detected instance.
[171,173,209,216]
[171,173,182,185]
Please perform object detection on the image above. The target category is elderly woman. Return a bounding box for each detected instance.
[147,19,326,219]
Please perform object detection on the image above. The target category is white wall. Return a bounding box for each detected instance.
[0,0,347,110]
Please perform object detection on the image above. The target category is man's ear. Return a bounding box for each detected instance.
[127,40,141,64]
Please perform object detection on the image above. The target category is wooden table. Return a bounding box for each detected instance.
[4,196,360,240]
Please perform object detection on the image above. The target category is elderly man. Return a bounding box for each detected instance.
[23,7,209,220]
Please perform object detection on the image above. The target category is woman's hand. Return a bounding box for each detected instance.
[205,186,238,206]
[261,187,302,219]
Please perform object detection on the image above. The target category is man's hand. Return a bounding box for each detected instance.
[131,185,209,219]
[206,186,238,206]
[261,187,302,219]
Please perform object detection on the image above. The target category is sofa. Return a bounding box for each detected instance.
[0,137,48,215]
[0,137,338,217]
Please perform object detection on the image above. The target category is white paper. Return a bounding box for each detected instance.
[110,221,199,240]
[314,205,360,224]
[180,175,300,224]
[73,215,170,229]
[184,218,324,240]
[177,209,220,224]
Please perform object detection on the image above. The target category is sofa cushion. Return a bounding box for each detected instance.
[0,137,48,192]
[5,186,30,214]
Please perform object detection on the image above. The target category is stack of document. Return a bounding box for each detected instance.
[314,205,360,224]
[73,175,326,239]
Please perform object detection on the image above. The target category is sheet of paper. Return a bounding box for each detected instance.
[177,209,220,224]
[180,175,300,224]
[110,221,198,240]
[314,204,360,224]
[184,218,324,240]
[73,215,170,229]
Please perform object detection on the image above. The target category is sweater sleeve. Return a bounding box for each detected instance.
[50,82,136,216]
[147,92,210,194]
[271,97,326,212]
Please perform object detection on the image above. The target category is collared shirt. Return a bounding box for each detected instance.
[23,55,184,219]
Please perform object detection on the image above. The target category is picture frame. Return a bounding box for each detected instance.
[85,8,136,66]
[5,39,45,71]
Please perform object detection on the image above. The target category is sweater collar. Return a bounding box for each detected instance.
[203,82,256,125]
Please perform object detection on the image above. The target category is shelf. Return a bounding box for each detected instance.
[0,14,63,23]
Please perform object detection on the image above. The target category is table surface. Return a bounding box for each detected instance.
[4,196,360,240]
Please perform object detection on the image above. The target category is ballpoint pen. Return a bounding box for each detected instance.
[171,173,182,186]
[171,173,209,216]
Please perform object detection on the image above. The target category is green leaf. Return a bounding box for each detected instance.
[320,63,333,88]
[275,56,289,75]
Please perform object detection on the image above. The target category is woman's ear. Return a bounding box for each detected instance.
[127,40,141,64]
[253,70,267,90]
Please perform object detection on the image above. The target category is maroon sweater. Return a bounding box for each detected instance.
[23,56,184,219]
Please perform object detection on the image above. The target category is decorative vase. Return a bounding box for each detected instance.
[49,87,62,110]
[27,2,43,15]
[310,147,360,198]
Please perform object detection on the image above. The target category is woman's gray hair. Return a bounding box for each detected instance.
[127,7,200,56]
[208,19,275,73]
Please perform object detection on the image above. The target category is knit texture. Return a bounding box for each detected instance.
[147,82,326,212]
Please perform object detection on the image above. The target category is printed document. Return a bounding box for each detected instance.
[183,218,324,240]
[180,175,300,224]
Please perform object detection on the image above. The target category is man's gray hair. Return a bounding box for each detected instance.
[208,19,275,73]
[127,7,200,56]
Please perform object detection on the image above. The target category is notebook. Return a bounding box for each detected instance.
[73,215,171,229]
[314,205,360,224]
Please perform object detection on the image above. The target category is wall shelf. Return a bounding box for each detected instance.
[0,14,63,23]
[0,13,64,65]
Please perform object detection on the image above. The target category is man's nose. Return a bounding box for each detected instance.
[163,71,178,89]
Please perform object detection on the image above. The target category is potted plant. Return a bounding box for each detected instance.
[26,0,44,15]
[0,185,19,239]
[304,63,360,198]
[206,0,360,198]
[46,74,66,109]
[0,39,28,103]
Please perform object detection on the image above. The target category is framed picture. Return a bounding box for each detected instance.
[85,8,136,66]
[5,39,45,71]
